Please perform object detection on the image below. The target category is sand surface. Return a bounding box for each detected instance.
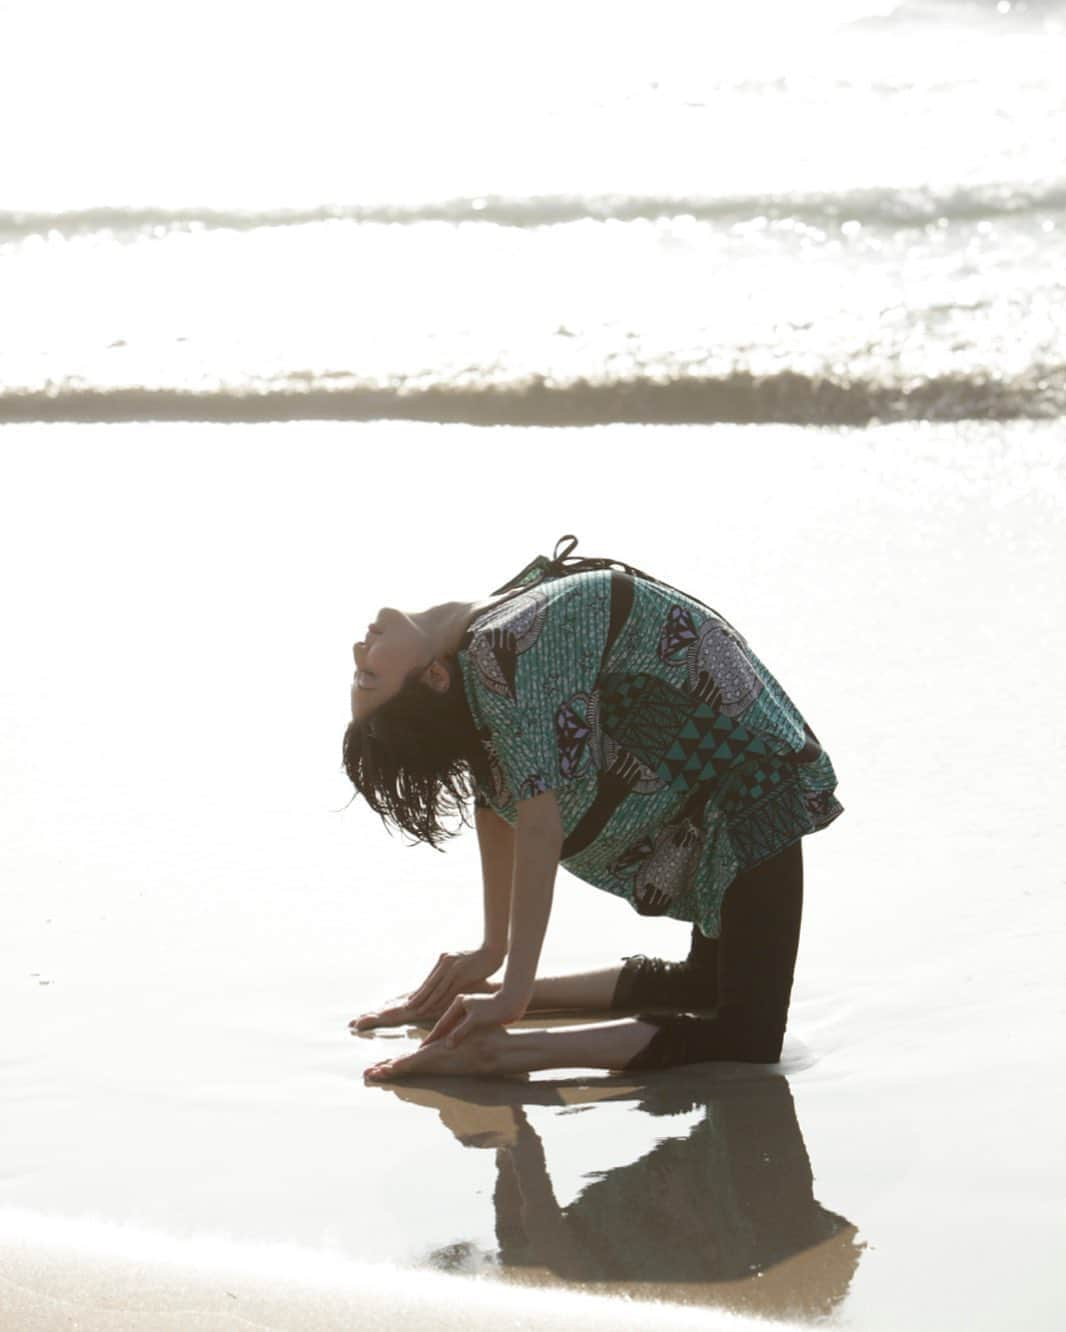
[1,423,1063,1330]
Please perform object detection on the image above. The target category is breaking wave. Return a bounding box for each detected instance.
[4,182,1066,240]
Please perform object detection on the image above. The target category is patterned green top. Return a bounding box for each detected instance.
[457,554,842,939]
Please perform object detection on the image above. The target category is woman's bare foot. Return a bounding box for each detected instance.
[363,1019,660,1082]
[365,1027,509,1079]
[353,964,625,1033]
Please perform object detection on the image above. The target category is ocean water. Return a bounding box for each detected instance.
[2,4,1065,1328]
[2,0,1065,423]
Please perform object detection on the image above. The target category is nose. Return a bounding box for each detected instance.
[352,641,365,667]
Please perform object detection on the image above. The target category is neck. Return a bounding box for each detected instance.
[422,592,515,659]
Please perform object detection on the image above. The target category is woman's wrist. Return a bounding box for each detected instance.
[492,986,531,1024]
[496,969,534,1016]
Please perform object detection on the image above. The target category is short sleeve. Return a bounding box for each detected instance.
[459,572,613,808]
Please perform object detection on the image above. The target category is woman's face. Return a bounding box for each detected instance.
[350,607,428,721]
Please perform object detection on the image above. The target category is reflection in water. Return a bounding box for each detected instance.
[390,1071,862,1321]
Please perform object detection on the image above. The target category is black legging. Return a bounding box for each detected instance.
[610,840,804,1070]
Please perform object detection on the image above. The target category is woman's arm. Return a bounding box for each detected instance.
[421,790,563,1047]
[497,791,564,1017]
[350,803,517,1031]
[476,804,514,967]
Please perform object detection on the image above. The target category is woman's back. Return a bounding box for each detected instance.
[458,563,842,939]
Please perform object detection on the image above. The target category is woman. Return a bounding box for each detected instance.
[345,536,842,1081]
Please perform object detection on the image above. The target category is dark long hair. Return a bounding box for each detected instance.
[341,654,490,851]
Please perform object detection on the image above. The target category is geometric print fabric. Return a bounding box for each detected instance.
[458,562,844,938]
[658,705,771,791]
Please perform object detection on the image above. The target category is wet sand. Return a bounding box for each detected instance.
[0,373,1043,426]
[1,423,1063,1330]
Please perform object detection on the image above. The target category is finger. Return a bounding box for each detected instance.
[352,1009,391,1030]
[444,1015,474,1048]
[414,977,461,1018]
[408,957,450,1007]
[412,977,450,1015]
[351,1003,410,1031]
[352,1010,394,1030]
[421,998,465,1048]
[420,1005,460,1047]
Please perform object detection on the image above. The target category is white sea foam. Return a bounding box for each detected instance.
[1,1,1063,421]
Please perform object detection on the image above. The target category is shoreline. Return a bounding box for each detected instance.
[0,1209,800,1332]
[0,376,1059,427]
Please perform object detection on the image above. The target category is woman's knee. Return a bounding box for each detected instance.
[609,953,715,1012]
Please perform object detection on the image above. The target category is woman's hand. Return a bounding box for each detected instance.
[350,945,504,1032]
[420,989,527,1050]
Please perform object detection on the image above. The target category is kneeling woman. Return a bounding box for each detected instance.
[345,536,843,1081]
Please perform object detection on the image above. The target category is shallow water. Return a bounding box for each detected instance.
[3,1,1065,421]
[1,423,1064,1329]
